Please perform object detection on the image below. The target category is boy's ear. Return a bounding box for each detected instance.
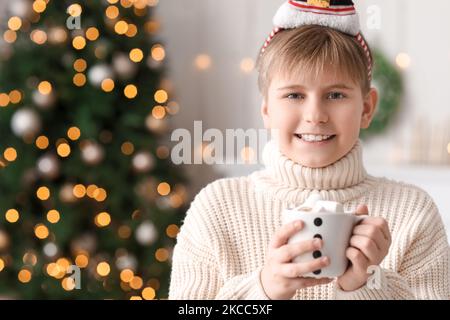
[261,99,271,129]
[360,87,379,129]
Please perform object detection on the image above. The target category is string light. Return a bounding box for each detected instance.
[240,58,255,73]
[120,0,133,9]
[38,81,52,95]
[129,48,143,62]
[47,209,60,224]
[241,146,255,163]
[148,0,159,7]
[95,212,111,227]
[67,127,81,141]
[120,269,134,282]
[3,147,17,162]
[120,141,134,156]
[96,261,111,276]
[107,0,119,4]
[75,254,89,268]
[156,146,169,159]
[130,276,143,290]
[9,90,22,104]
[8,17,22,31]
[124,84,138,99]
[62,277,76,291]
[18,269,32,283]
[36,136,49,149]
[57,142,71,157]
[154,89,168,103]
[73,59,87,72]
[130,296,142,300]
[23,252,38,266]
[105,6,119,19]
[3,30,17,43]
[142,287,156,300]
[169,194,183,208]
[36,186,50,201]
[0,93,10,107]
[86,27,99,41]
[152,106,166,119]
[195,54,212,70]
[118,225,131,239]
[166,224,179,238]
[30,29,47,45]
[5,209,20,223]
[73,73,86,87]
[34,224,49,239]
[396,53,411,69]
[151,44,165,61]
[155,248,169,262]
[126,24,138,37]
[157,182,170,196]
[86,185,98,198]
[0,259,5,272]
[166,101,180,115]
[33,0,47,13]
[114,21,129,35]
[67,4,82,17]
[101,79,115,92]
[93,188,107,202]
[72,36,86,50]
[144,20,160,34]
[73,184,86,198]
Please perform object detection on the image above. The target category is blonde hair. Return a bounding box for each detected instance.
[256,25,373,97]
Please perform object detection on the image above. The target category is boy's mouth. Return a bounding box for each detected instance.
[294,134,336,143]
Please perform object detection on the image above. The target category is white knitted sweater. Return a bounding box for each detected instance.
[169,140,450,300]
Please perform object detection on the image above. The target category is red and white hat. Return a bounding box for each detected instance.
[261,0,372,79]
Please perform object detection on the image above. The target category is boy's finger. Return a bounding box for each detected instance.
[346,247,369,274]
[295,277,334,289]
[280,257,330,278]
[355,204,369,216]
[270,220,304,249]
[276,238,322,263]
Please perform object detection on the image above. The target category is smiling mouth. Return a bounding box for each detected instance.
[294,134,336,142]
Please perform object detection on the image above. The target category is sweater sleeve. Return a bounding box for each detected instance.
[336,200,450,300]
[168,185,270,300]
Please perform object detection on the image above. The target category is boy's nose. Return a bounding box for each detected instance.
[303,101,328,124]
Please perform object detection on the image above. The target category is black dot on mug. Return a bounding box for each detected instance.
[313,270,322,275]
[313,251,322,259]
[313,234,322,240]
[314,218,322,227]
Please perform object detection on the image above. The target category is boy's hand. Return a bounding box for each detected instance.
[337,205,391,292]
[261,220,333,300]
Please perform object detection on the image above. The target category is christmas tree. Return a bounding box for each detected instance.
[0,0,187,299]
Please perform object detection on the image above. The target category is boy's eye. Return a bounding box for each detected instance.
[286,93,304,100]
[327,92,346,100]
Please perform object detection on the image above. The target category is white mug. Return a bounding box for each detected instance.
[281,194,367,278]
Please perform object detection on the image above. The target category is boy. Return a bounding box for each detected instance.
[169,0,450,299]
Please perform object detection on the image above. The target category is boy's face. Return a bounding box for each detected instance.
[261,67,378,168]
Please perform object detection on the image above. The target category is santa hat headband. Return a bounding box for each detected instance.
[261,0,372,80]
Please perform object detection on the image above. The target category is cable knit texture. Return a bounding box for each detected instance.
[169,140,450,300]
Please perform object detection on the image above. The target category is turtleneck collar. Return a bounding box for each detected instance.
[251,139,377,205]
